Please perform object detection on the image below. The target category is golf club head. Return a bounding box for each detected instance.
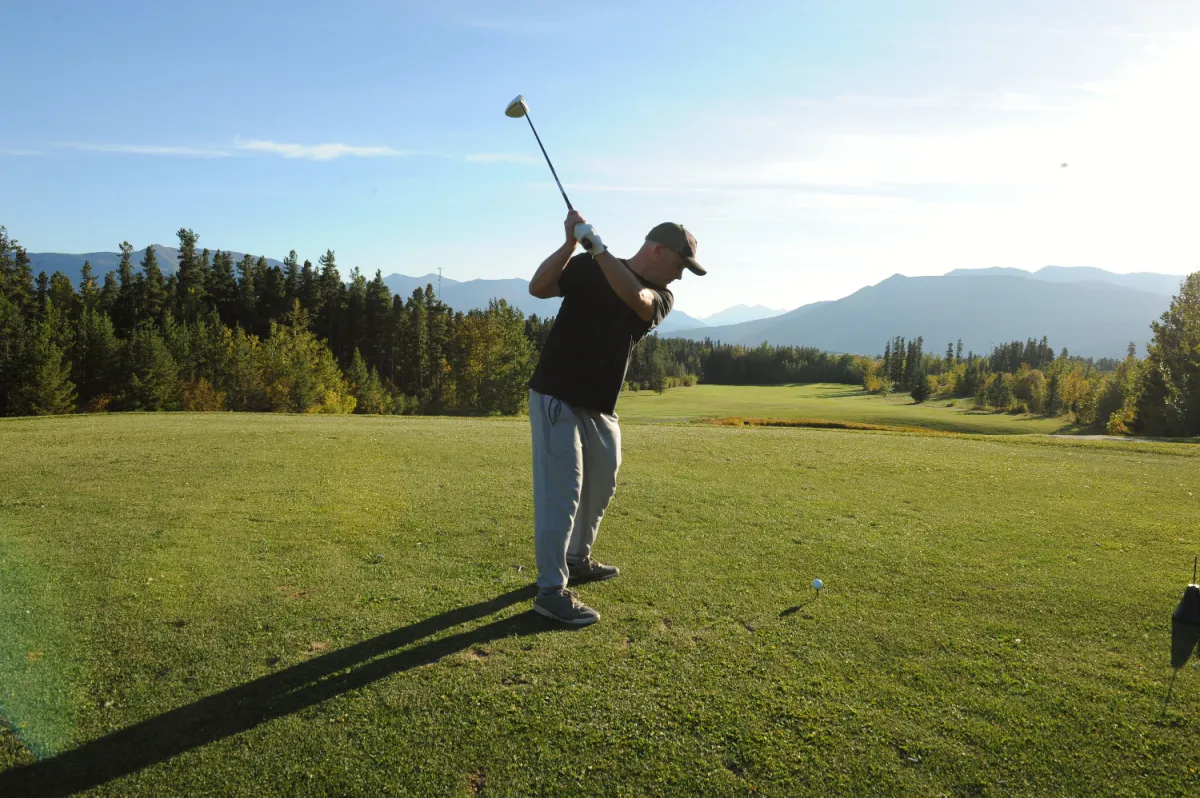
[505,95,528,118]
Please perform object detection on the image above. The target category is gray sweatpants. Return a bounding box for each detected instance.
[529,389,621,591]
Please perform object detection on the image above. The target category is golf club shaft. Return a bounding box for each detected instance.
[523,111,573,211]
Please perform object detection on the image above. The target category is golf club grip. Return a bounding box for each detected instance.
[524,114,573,210]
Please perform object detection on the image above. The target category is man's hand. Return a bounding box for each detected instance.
[573,223,607,257]
[563,210,585,247]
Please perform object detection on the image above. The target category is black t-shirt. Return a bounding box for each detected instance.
[529,253,673,415]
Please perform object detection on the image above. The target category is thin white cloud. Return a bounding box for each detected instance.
[234,139,413,160]
[61,143,231,157]
[466,153,540,164]
[0,148,42,156]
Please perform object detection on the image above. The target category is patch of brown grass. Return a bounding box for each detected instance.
[700,416,951,435]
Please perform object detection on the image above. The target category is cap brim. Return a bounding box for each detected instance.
[684,257,706,276]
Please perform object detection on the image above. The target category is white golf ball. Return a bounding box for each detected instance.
[812,579,824,590]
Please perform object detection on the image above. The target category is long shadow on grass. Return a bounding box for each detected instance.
[0,584,565,797]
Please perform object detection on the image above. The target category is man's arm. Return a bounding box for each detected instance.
[594,251,656,323]
[529,210,584,298]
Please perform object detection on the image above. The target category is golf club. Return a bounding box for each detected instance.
[505,95,573,211]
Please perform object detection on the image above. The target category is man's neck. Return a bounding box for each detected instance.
[624,253,663,288]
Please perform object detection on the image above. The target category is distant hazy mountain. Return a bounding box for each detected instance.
[656,309,708,333]
[383,273,564,319]
[946,265,1187,297]
[700,304,787,326]
[665,273,1173,359]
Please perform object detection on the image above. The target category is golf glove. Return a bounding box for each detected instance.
[573,223,607,257]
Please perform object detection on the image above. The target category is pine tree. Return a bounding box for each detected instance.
[175,228,205,322]
[986,372,1015,410]
[344,349,387,414]
[363,270,392,371]
[72,308,122,407]
[258,300,354,413]
[956,338,963,363]
[901,339,918,389]
[911,376,932,403]
[49,272,79,323]
[316,250,344,356]
[223,325,266,411]
[362,367,389,414]
[400,288,428,397]
[0,293,29,413]
[649,351,669,394]
[141,245,168,327]
[235,254,259,334]
[890,336,906,383]
[344,267,368,362]
[98,271,119,317]
[209,250,239,326]
[423,285,450,407]
[11,314,77,415]
[283,250,300,307]
[1046,373,1062,416]
[387,294,406,384]
[345,347,369,393]
[0,226,35,310]
[123,325,180,410]
[257,259,287,327]
[80,260,99,311]
[35,272,49,315]
[114,241,138,335]
[299,259,318,317]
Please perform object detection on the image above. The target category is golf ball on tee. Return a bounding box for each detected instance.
[812,579,824,590]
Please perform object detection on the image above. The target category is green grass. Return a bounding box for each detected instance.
[617,383,1073,435]
[2,412,1200,796]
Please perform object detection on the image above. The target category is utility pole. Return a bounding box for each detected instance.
[438,267,442,302]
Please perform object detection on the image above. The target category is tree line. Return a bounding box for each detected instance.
[0,226,540,416]
[4,223,1195,437]
[857,273,1200,437]
[623,336,871,392]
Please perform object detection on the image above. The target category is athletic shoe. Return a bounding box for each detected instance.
[568,557,620,585]
[533,588,600,626]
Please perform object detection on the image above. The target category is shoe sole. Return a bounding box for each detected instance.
[533,603,600,625]
[567,570,620,586]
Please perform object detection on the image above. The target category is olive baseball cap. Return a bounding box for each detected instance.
[646,222,706,276]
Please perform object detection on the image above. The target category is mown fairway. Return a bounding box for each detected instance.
[2,412,1199,796]
[618,383,1072,435]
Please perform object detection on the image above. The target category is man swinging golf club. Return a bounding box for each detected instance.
[527,213,706,624]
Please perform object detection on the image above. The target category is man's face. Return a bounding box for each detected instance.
[657,246,686,284]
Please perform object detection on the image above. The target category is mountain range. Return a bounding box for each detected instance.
[665,270,1184,359]
[26,247,1190,359]
[944,265,1185,297]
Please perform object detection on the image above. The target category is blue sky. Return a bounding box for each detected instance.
[3,1,1198,316]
